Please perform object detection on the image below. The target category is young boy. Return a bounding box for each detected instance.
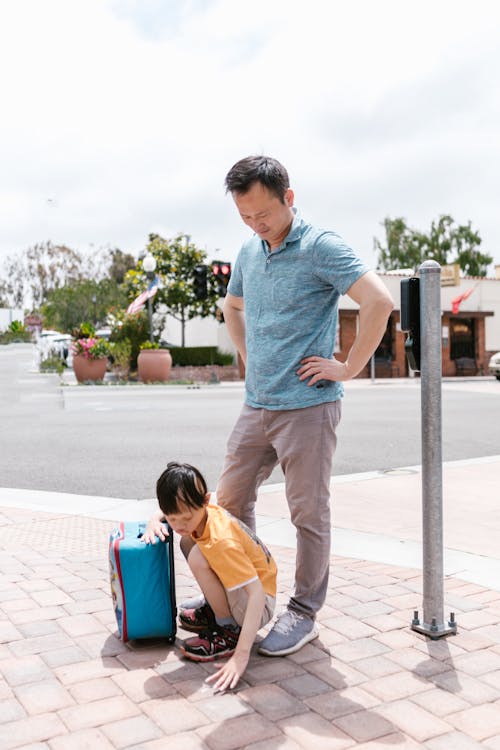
[142,461,277,692]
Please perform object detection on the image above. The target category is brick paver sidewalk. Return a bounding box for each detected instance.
[2,506,500,749]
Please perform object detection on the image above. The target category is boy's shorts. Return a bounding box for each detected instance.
[227,587,276,629]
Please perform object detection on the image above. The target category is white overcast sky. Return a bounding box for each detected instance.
[1,0,499,273]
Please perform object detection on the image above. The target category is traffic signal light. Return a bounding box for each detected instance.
[400,277,420,371]
[193,264,208,300]
[212,261,231,297]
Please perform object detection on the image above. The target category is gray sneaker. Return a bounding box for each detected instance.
[258,609,319,656]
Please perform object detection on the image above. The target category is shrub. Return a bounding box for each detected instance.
[139,340,159,350]
[170,346,234,367]
[0,320,32,344]
[108,340,132,379]
[109,311,149,369]
[40,353,66,375]
[71,321,96,339]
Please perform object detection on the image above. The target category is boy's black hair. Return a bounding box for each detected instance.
[224,155,290,202]
[156,461,208,515]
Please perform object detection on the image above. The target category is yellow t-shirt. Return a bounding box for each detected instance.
[193,505,277,597]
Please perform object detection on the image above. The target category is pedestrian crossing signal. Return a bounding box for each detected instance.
[401,277,420,372]
[193,265,208,300]
[212,262,231,297]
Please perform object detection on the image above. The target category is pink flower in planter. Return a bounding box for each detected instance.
[72,337,109,361]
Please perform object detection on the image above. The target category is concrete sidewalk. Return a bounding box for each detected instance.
[1,457,500,748]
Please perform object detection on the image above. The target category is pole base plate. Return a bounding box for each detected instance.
[411,615,457,640]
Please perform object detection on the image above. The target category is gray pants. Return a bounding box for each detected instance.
[216,400,341,619]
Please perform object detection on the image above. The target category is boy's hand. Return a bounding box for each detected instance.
[205,651,249,693]
[141,515,168,545]
[204,580,266,693]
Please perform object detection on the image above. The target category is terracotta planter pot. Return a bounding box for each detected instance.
[137,349,172,383]
[73,354,108,383]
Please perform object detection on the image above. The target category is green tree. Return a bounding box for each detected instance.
[374,217,424,272]
[41,278,129,333]
[0,279,8,308]
[107,248,137,284]
[0,242,136,313]
[375,215,492,276]
[1,241,85,310]
[123,234,220,347]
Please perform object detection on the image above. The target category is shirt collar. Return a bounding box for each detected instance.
[260,208,304,254]
[285,208,303,244]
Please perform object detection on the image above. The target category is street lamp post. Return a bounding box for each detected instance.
[142,253,157,344]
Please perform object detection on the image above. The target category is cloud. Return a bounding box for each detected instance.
[0,0,499,274]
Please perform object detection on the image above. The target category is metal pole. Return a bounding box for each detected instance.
[411,260,456,638]
[147,295,153,343]
[370,354,375,383]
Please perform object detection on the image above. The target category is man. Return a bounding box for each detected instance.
[217,155,393,656]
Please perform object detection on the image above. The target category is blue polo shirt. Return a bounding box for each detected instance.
[227,210,368,410]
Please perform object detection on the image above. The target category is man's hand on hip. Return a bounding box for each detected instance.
[297,356,350,385]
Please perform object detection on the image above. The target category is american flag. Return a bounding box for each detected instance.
[126,278,159,315]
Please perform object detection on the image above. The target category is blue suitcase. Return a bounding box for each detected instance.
[109,521,177,642]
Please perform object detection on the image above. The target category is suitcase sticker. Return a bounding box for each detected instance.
[109,521,176,642]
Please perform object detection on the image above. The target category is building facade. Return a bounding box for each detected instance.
[159,268,500,379]
[339,271,500,378]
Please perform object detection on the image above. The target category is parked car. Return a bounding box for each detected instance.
[38,330,72,364]
[95,327,112,340]
[488,352,500,380]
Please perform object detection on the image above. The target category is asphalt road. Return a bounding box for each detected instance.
[1,344,499,499]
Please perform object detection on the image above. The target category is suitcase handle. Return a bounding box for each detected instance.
[136,522,170,540]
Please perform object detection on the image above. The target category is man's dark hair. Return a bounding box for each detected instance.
[156,461,208,515]
[225,155,289,202]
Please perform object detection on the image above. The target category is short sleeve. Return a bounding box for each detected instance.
[202,539,258,591]
[312,231,368,296]
[227,253,243,297]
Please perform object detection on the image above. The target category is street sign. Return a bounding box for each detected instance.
[441,264,460,287]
